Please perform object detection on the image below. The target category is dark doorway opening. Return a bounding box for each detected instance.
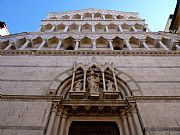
[68,121,120,135]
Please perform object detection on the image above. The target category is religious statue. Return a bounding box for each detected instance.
[106,80,114,91]
[74,81,82,91]
[87,70,100,93]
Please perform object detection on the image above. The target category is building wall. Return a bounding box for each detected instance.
[1,55,180,134]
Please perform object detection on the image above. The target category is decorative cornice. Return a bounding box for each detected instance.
[1,50,180,56]
[0,95,62,101]
[41,19,145,22]
[0,31,179,40]
[61,99,128,106]
[133,96,180,101]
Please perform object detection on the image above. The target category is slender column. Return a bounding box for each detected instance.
[78,25,81,32]
[81,15,84,20]
[131,104,143,135]
[92,13,94,19]
[63,26,69,32]
[102,72,106,91]
[59,114,67,135]
[119,25,123,32]
[127,109,137,135]
[108,40,114,50]
[20,40,30,50]
[4,41,14,50]
[112,71,118,91]
[45,103,58,135]
[142,40,150,50]
[102,14,105,19]
[70,71,75,91]
[119,118,125,135]
[125,40,132,50]
[52,108,62,135]
[38,39,46,50]
[69,16,72,20]
[114,16,117,19]
[75,40,79,50]
[159,40,168,50]
[105,25,109,32]
[92,25,95,32]
[51,26,56,32]
[56,40,62,50]
[83,71,86,91]
[132,26,137,32]
[37,25,42,32]
[92,39,96,50]
[176,44,180,50]
[121,112,131,135]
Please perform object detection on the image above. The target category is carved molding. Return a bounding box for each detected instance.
[1,50,180,56]
[0,94,62,101]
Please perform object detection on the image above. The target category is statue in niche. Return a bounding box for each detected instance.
[74,81,82,91]
[106,80,114,91]
[87,70,100,93]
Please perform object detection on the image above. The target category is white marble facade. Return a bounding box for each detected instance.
[0,9,180,135]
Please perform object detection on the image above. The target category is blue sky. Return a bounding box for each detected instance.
[0,0,176,34]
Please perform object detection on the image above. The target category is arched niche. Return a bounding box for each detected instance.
[134,24,144,31]
[43,24,53,32]
[47,37,59,49]
[48,62,142,99]
[84,12,92,19]
[128,16,136,19]
[81,23,91,32]
[1,40,9,50]
[121,23,130,31]
[62,15,70,19]
[161,37,170,49]
[129,37,140,50]
[108,23,118,32]
[96,37,108,49]
[105,14,113,19]
[63,37,75,50]
[55,24,65,32]
[72,14,81,19]
[112,37,124,50]
[95,24,105,32]
[80,37,92,50]
[31,37,43,48]
[145,36,156,50]
[17,38,26,48]
[69,23,78,32]
[116,15,124,19]
[94,12,102,19]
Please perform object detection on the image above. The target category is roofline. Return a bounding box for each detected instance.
[48,8,139,15]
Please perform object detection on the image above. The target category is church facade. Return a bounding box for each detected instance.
[0,9,180,135]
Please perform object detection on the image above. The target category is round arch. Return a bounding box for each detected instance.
[47,62,142,98]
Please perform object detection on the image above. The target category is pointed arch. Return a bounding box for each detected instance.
[82,23,92,32]
[96,36,108,49]
[43,24,53,32]
[112,37,124,50]
[80,37,92,49]
[63,37,75,50]
[55,24,65,32]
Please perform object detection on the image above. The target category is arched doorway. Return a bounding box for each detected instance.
[45,61,143,135]
[68,121,120,135]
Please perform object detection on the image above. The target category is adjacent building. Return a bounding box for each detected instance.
[0,21,9,36]
[165,0,180,33]
[0,9,180,135]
